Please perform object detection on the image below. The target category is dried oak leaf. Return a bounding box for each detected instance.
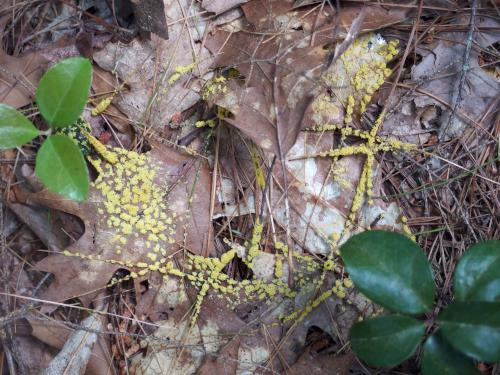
[288,349,354,375]
[131,0,169,40]
[202,0,249,15]
[27,142,213,307]
[241,0,410,35]
[0,16,47,108]
[411,16,500,141]
[93,0,212,126]
[205,0,409,156]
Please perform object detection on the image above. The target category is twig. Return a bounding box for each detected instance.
[259,156,277,219]
[442,0,477,135]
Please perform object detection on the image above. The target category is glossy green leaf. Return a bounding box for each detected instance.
[340,230,435,314]
[35,57,92,128]
[422,332,480,375]
[0,103,39,148]
[438,301,500,363]
[349,315,425,367]
[35,135,89,201]
[454,240,500,302]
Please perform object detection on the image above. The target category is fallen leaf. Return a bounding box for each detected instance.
[0,17,47,108]
[131,0,169,40]
[288,349,354,375]
[40,311,104,375]
[11,335,55,375]
[197,336,241,375]
[202,0,249,15]
[205,0,410,156]
[28,313,113,375]
[21,141,213,308]
[93,0,212,127]
[411,16,500,141]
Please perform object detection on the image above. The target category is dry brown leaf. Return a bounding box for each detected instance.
[11,335,55,375]
[93,0,212,126]
[40,312,104,375]
[411,16,500,141]
[0,44,47,108]
[205,0,410,157]
[206,35,326,156]
[17,143,213,308]
[129,289,249,375]
[89,66,135,147]
[202,0,249,15]
[242,0,410,36]
[131,0,169,40]
[196,336,241,375]
[288,349,354,375]
[28,314,113,375]
[255,130,407,255]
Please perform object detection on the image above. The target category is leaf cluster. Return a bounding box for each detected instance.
[340,231,500,373]
[0,57,92,201]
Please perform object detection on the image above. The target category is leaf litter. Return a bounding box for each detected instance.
[1,1,499,374]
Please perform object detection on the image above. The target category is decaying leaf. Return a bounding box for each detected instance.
[411,16,500,141]
[40,311,104,375]
[202,0,249,15]
[22,140,213,308]
[93,0,212,126]
[0,22,47,108]
[288,349,354,375]
[210,31,411,253]
[131,0,169,40]
[204,0,410,156]
[28,313,113,375]
[11,336,55,375]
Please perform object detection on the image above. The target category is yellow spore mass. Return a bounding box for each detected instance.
[202,75,227,100]
[86,138,177,256]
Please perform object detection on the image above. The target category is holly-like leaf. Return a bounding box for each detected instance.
[454,240,500,302]
[0,103,39,149]
[422,332,480,375]
[438,301,500,363]
[340,230,435,314]
[349,315,425,367]
[35,57,92,128]
[35,135,89,201]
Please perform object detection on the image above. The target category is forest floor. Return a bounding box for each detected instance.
[0,0,499,374]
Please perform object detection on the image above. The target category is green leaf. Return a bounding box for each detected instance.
[454,240,500,302]
[349,315,425,367]
[35,135,89,201]
[422,332,480,375]
[0,103,39,149]
[438,301,500,363]
[35,57,92,128]
[340,230,435,314]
